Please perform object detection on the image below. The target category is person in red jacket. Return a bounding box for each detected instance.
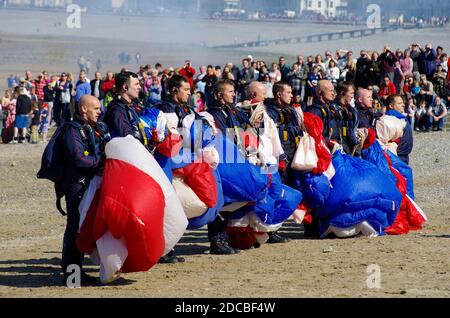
[379,75,397,104]
[179,60,196,90]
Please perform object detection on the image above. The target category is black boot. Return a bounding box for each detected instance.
[267,231,290,244]
[210,232,240,255]
[158,249,185,264]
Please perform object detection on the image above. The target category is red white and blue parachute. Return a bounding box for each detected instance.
[77,136,187,284]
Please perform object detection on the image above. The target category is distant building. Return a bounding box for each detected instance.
[299,0,347,18]
[5,0,72,8]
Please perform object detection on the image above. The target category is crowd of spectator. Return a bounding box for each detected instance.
[2,41,449,144]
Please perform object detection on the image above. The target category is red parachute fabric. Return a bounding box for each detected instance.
[303,112,332,175]
[382,152,426,235]
[226,226,266,250]
[93,159,166,273]
[156,132,183,158]
[173,162,218,208]
[76,190,101,255]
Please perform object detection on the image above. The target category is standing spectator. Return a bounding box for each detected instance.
[261,73,274,99]
[378,46,398,82]
[147,76,162,106]
[1,90,16,143]
[194,66,207,94]
[324,50,333,69]
[225,62,240,84]
[427,96,448,131]
[409,43,421,76]
[355,50,372,88]
[42,71,51,85]
[326,59,340,87]
[75,70,91,105]
[86,59,92,75]
[90,72,104,101]
[29,86,38,108]
[400,49,414,78]
[251,61,259,80]
[342,58,357,83]
[135,52,141,65]
[38,103,50,142]
[54,73,73,125]
[222,65,235,81]
[288,63,303,97]
[279,56,291,82]
[296,55,309,101]
[306,65,321,106]
[30,103,40,144]
[7,74,16,89]
[418,43,437,80]
[179,60,196,90]
[370,51,381,86]
[215,65,222,79]
[96,58,102,72]
[202,65,219,106]
[269,63,282,82]
[34,74,46,107]
[43,82,55,125]
[314,54,326,73]
[101,72,115,96]
[238,58,256,101]
[24,70,34,91]
[11,88,32,144]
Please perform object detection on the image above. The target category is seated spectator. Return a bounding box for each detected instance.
[379,76,397,104]
[415,99,428,131]
[426,96,448,131]
[418,74,434,105]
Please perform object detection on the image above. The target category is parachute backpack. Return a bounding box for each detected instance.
[37,125,67,215]
[37,122,90,216]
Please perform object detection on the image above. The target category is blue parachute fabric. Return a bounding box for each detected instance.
[361,140,397,185]
[187,169,224,229]
[212,134,269,205]
[231,172,302,225]
[317,152,402,236]
[387,150,415,200]
[154,150,173,182]
[140,107,161,139]
[289,170,331,209]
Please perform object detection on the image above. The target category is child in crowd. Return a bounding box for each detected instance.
[307,65,321,106]
[30,104,40,144]
[406,96,417,131]
[39,103,50,142]
[415,99,428,131]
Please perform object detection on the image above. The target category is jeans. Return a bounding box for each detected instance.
[427,116,445,130]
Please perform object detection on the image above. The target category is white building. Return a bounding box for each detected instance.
[299,0,347,18]
[6,0,72,7]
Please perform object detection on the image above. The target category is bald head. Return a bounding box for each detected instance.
[356,88,373,109]
[247,81,267,103]
[317,80,336,104]
[79,95,101,124]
